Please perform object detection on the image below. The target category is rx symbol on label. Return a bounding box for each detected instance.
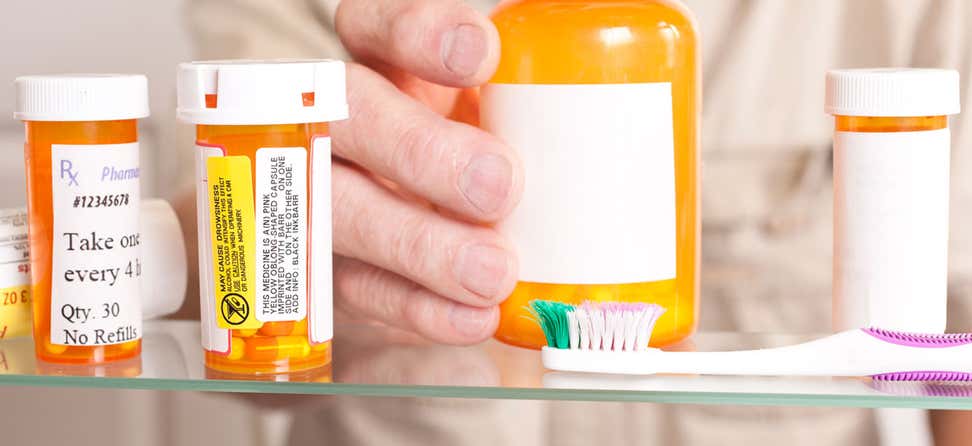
[220,293,250,326]
[60,160,79,186]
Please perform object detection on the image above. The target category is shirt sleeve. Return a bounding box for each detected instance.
[185,0,348,59]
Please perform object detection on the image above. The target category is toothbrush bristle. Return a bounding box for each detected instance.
[529,300,665,351]
[871,371,972,382]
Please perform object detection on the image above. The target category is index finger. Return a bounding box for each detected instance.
[335,0,500,87]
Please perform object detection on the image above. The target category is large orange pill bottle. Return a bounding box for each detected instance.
[481,0,700,349]
[178,60,347,374]
[16,74,149,364]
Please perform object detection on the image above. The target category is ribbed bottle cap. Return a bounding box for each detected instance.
[14,74,150,121]
[826,68,960,117]
[177,59,349,125]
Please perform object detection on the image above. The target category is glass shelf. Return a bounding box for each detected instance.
[1,320,972,409]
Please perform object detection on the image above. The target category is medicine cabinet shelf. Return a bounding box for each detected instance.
[1,320,971,409]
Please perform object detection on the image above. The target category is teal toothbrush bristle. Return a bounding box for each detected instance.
[529,300,575,349]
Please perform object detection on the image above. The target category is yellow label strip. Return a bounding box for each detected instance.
[0,284,31,340]
[207,156,260,329]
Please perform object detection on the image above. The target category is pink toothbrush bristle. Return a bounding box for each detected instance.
[572,301,665,351]
[872,371,972,382]
[863,328,972,348]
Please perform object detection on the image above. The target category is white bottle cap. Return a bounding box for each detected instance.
[177,59,349,125]
[140,199,188,319]
[826,68,961,117]
[14,74,150,122]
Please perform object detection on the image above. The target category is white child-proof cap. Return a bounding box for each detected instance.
[14,74,150,121]
[177,59,349,125]
[826,68,961,117]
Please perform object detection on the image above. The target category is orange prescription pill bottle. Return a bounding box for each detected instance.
[827,69,960,334]
[15,75,149,364]
[177,60,347,375]
[481,0,701,349]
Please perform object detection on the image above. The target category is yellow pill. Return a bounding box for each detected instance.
[310,339,330,353]
[46,342,68,355]
[235,328,258,338]
[227,337,246,360]
[244,335,311,362]
[288,318,308,336]
[259,321,295,337]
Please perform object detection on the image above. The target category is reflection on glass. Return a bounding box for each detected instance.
[334,324,499,387]
[0,337,35,374]
[36,355,141,378]
[206,364,332,383]
[0,322,971,409]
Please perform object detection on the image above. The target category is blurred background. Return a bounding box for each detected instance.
[0,1,952,445]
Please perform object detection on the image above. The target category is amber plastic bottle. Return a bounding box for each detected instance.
[178,60,347,375]
[195,123,333,375]
[16,74,149,364]
[482,0,700,349]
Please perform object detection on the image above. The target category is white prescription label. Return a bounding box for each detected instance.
[309,137,333,344]
[50,143,141,346]
[196,144,229,353]
[833,129,950,333]
[480,83,677,284]
[255,148,307,322]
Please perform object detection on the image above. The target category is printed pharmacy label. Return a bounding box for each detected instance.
[480,83,677,284]
[0,208,31,340]
[199,141,333,350]
[50,143,141,346]
[255,148,307,322]
[206,156,260,330]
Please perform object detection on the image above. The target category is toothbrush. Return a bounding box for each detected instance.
[530,300,972,381]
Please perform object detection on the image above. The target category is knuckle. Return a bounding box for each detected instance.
[390,214,436,279]
[387,0,433,54]
[402,283,437,331]
[392,116,441,182]
[339,259,402,324]
[331,167,374,253]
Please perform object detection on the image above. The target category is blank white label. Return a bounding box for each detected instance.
[833,129,950,333]
[481,83,677,284]
[50,143,141,346]
[309,137,333,344]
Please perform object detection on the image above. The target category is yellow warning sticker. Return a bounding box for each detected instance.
[0,285,31,340]
[207,156,260,329]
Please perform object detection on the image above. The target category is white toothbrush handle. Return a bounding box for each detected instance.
[542,329,972,379]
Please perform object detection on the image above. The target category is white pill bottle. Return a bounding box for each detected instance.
[828,68,960,333]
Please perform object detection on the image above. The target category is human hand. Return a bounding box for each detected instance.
[329,0,522,345]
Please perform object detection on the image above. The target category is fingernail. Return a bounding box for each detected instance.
[454,243,511,300]
[441,23,488,78]
[449,305,494,338]
[459,153,513,215]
